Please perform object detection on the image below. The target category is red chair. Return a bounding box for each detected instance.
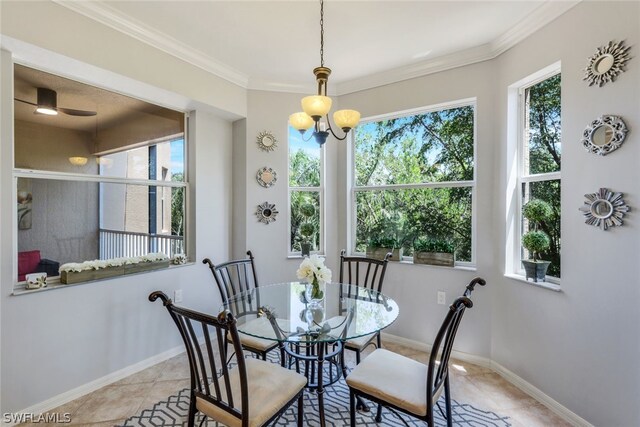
[18,250,59,281]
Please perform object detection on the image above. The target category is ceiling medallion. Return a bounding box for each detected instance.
[583,40,631,87]
[257,131,277,152]
[579,188,629,230]
[256,202,279,224]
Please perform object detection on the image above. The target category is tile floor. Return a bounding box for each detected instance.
[19,341,571,427]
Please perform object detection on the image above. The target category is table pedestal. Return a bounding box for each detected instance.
[284,340,344,427]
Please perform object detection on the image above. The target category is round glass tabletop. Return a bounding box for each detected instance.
[221,282,399,343]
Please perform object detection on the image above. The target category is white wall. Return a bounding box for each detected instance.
[0,2,239,414]
[492,2,640,426]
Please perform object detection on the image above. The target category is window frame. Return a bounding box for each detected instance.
[12,126,188,291]
[513,66,561,284]
[348,98,477,267]
[287,127,325,257]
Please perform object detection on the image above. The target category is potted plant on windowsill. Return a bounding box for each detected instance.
[366,236,403,261]
[413,237,455,267]
[521,199,552,282]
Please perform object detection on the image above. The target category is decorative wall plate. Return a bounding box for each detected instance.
[583,40,631,87]
[579,188,629,230]
[581,115,628,156]
[257,131,277,152]
[256,167,277,188]
[256,202,279,224]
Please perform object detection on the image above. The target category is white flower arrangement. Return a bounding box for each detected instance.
[59,253,169,273]
[296,254,332,284]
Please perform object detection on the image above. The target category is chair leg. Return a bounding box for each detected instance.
[445,375,452,427]
[355,349,361,365]
[187,390,197,427]
[350,389,357,426]
[280,346,286,367]
[376,332,381,349]
[375,403,383,422]
[297,392,304,427]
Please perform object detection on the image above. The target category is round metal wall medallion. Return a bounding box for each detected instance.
[579,188,629,230]
[256,167,277,188]
[257,131,277,152]
[256,202,279,224]
[583,40,631,87]
[581,115,628,156]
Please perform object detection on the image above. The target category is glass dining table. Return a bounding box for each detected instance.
[221,281,399,426]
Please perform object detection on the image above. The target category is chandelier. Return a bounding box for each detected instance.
[288,0,360,146]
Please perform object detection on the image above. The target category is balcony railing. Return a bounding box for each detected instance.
[99,229,184,260]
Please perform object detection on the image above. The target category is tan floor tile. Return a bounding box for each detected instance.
[136,379,191,412]
[469,373,538,410]
[449,358,493,376]
[113,361,167,386]
[156,353,191,381]
[71,383,149,424]
[506,403,572,427]
[75,419,125,427]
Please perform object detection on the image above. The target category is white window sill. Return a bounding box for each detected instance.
[504,273,562,292]
[12,262,195,296]
[288,253,326,259]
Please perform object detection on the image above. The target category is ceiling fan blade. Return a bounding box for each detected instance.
[14,98,38,107]
[58,107,97,117]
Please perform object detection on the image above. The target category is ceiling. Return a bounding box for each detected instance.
[14,64,183,133]
[57,0,578,94]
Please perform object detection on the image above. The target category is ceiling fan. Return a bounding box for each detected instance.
[15,88,97,117]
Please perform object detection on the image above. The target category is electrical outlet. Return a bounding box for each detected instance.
[174,289,183,303]
[437,291,446,305]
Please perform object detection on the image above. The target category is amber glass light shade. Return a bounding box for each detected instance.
[333,109,361,130]
[301,95,332,118]
[289,112,314,131]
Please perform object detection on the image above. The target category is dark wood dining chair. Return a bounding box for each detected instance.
[339,249,392,365]
[149,291,306,427]
[203,251,282,362]
[346,277,486,426]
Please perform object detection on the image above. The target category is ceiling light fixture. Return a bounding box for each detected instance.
[68,156,88,166]
[288,0,360,146]
[34,88,58,115]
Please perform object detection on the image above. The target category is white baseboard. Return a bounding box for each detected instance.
[3,345,185,427]
[381,333,592,427]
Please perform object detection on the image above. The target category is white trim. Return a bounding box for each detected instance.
[14,169,188,188]
[381,333,593,427]
[51,0,248,88]
[3,345,185,427]
[51,1,579,96]
[349,100,477,263]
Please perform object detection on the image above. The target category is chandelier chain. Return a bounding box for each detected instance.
[319,0,324,67]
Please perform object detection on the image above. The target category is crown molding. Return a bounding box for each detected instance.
[53,0,580,96]
[52,0,249,88]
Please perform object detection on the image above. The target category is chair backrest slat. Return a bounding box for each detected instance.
[149,292,248,425]
[339,249,391,293]
[203,251,259,316]
[425,277,485,424]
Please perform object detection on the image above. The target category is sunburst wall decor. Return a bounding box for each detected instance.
[256,201,279,224]
[583,40,631,87]
[579,188,629,230]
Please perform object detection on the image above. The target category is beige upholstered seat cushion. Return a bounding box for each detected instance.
[227,317,280,352]
[346,348,433,416]
[345,332,377,350]
[196,358,306,427]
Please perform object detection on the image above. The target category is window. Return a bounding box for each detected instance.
[351,101,476,265]
[13,65,187,288]
[517,71,561,279]
[288,126,323,255]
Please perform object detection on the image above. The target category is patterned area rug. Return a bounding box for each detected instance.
[121,367,511,426]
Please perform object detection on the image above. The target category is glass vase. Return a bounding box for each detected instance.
[304,276,325,306]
